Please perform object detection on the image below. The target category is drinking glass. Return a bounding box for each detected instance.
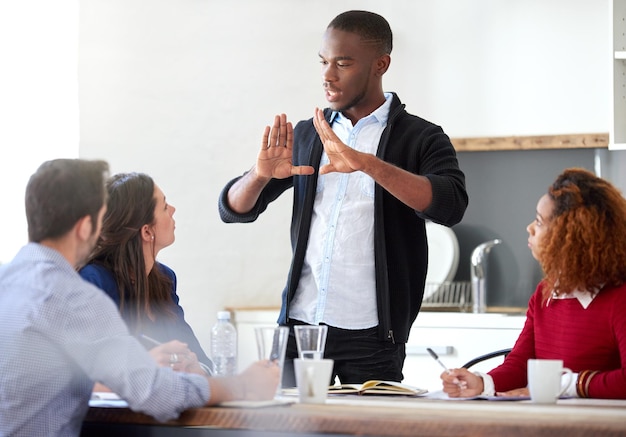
[255,326,289,396]
[294,325,328,360]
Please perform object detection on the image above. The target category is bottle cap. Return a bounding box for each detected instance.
[217,310,231,320]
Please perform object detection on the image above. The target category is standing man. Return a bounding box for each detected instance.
[0,159,279,436]
[219,10,468,385]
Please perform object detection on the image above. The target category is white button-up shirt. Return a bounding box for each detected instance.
[290,94,393,329]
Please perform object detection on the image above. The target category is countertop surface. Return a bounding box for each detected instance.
[84,393,626,437]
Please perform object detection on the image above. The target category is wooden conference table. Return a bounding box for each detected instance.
[82,394,626,437]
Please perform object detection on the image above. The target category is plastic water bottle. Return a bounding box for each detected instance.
[210,310,237,376]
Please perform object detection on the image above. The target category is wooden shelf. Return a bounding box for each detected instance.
[451,132,608,152]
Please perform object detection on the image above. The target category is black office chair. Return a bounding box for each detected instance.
[462,348,512,369]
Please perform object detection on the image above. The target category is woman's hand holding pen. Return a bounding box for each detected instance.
[148,340,205,375]
[441,368,482,398]
[426,347,473,396]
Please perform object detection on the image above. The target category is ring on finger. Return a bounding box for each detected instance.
[170,353,178,364]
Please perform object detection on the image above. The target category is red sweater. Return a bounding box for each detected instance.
[488,282,626,399]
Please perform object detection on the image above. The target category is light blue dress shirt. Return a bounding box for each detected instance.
[0,243,209,437]
[290,93,393,329]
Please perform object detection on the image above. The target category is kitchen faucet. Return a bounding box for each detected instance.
[471,239,502,313]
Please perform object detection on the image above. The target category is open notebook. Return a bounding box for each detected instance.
[328,380,427,396]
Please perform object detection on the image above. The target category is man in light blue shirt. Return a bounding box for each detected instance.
[0,159,279,437]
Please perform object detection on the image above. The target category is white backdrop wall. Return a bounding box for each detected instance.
[0,1,79,264]
[78,0,617,355]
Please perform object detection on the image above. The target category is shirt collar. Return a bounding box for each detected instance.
[330,92,393,126]
[549,288,599,309]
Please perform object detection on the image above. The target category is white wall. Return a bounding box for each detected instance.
[0,1,79,264]
[77,0,615,354]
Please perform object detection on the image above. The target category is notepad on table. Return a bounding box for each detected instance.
[328,380,427,396]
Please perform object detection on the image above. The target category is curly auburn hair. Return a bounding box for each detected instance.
[540,168,626,296]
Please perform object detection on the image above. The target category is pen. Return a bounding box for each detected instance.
[426,347,452,374]
[140,334,162,347]
[139,334,213,376]
[426,347,467,389]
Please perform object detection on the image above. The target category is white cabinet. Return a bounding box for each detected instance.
[611,0,626,149]
[402,312,525,392]
[231,308,526,393]
[231,308,281,372]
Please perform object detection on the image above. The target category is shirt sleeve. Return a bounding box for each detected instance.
[54,279,210,421]
[475,371,495,396]
[487,286,541,392]
[159,264,213,366]
[587,287,626,398]
[414,125,468,226]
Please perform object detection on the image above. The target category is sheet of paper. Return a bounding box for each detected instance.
[424,390,530,401]
[218,399,295,408]
[89,392,128,408]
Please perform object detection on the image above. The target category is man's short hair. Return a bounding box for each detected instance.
[328,10,393,55]
[26,159,109,242]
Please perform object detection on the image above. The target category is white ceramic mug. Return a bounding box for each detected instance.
[527,359,573,404]
[294,358,334,404]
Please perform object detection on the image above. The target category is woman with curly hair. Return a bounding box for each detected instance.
[440,168,626,399]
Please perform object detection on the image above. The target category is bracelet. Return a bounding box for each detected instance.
[576,370,590,398]
[583,371,599,398]
[576,369,599,398]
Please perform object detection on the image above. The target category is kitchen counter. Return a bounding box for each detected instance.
[421,305,527,315]
[230,308,526,392]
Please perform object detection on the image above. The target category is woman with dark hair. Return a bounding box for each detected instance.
[440,168,626,399]
[80,172,211,374]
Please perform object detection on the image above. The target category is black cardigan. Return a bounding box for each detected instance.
[219,93,468,343]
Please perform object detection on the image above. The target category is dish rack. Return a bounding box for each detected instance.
[421,281,472,312]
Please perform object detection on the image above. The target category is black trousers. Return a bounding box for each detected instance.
[281,320,406,388]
